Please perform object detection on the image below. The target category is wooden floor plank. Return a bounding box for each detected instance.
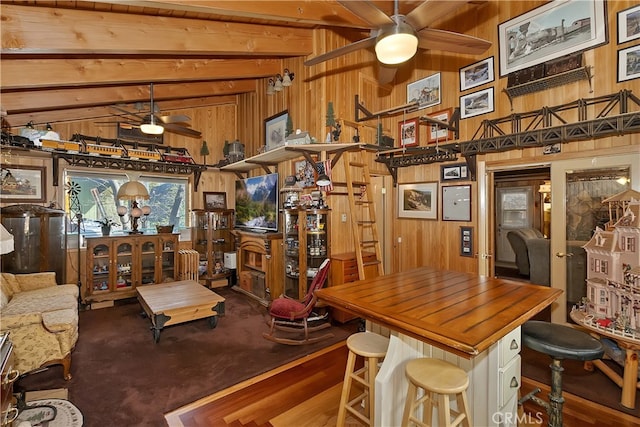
[166,341,636,427]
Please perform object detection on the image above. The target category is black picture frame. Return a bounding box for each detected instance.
[440,163,469,182]
[460,226,474,257]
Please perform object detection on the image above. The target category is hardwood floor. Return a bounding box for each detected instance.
[165,341,639,427]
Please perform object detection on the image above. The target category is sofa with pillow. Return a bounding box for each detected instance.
[0,272,79,380]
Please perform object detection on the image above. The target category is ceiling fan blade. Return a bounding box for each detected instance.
[417,28,491,55]
[337,0,394,28]
[405,0,463,30]
[163,123,202,138]
[304,36,376,66]
[377,64,397,85]
[159,114,191,124]
[110,105,144,121]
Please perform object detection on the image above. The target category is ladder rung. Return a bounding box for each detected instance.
[350,181,368,186]
[349,162,365,167]
[357,220,375,224]
[362,260,381,267]
[361,240,378,244]
[354,200,371,205]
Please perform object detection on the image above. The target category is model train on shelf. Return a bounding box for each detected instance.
[2,132,196,164]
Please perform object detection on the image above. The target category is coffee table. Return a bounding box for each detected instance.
[137,280,225,343]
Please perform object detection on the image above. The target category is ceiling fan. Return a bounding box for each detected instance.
[304,0,491,83]
[101,83,202,138]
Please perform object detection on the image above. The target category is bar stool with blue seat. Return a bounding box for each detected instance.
[519,321,604,427]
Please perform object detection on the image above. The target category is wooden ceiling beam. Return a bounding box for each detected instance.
[1,4,312,56]
[2,81,255,113]
[89,0,374,29]
[5,95,238,127]
[1,58,281,89]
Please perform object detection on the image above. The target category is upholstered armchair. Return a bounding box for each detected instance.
[507,228,550,286]
[0,272,79,380]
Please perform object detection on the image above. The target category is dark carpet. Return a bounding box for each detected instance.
[15,287,358,426]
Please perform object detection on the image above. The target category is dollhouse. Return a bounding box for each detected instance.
[581,189,640,334]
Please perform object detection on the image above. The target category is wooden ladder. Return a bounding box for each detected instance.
[342,151,384,279]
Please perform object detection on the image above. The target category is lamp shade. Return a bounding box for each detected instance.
[117,180,150,200]
[0,224,14,255]
[375,20,418,65]
[140,120,164,135]
[316,173,331,187]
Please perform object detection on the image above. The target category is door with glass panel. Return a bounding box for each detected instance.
[495,187,533,267]
[550,154,639,324]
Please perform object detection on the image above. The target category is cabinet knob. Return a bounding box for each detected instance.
[510,339,519,350]
[510,377,519,388]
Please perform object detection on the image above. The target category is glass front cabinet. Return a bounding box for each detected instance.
[191,209,235,284]
[85,233,178,303]
[282,208,330,299]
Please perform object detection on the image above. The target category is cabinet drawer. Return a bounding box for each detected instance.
[499,354,521,407]
[499,326,521,367]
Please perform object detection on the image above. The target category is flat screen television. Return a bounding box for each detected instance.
[234,173,279,232]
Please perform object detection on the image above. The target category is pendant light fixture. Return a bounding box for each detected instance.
[374,1,418,65]
[140,83,164,135]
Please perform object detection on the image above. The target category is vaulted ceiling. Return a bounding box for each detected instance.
[1,1,487,127]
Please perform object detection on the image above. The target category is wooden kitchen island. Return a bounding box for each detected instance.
[316,266,562,427]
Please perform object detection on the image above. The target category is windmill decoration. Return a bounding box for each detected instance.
[66,180,84,292]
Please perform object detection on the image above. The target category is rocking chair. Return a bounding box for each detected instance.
[263,259,333,345]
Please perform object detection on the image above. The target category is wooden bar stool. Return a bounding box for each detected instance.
[337,332,390,427]
[519,321,604,427]
[401,358,471,427]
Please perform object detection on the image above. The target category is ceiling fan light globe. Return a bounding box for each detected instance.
[375,22,418,65]
[140,122,164,135]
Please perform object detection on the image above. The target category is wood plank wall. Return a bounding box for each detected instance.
[2,0,638,284]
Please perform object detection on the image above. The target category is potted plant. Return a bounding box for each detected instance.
[96,218,120,236]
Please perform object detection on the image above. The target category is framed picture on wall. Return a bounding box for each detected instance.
[204,192,227,210]
[617,45,640,82]
[440,163,468,182]
[460,88,494,119]
[426,108,454,143]
[498,0,607,76]
[0,165,46,203]
[617,5,640,44]
[397,182,438,220]
[442,185,471,222]
[406,73,441,110]
[459,57,494,91]
[398,118,419,147]
[460,226,474,257]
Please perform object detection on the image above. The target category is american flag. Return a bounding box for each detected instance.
[315,159,333,192]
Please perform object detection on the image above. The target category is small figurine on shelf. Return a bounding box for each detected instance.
[214,261,223,274]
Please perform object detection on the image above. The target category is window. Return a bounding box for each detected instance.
[64,170,189,235]
[623,236,636,252]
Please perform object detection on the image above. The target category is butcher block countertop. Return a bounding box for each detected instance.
[316,266,562,359]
